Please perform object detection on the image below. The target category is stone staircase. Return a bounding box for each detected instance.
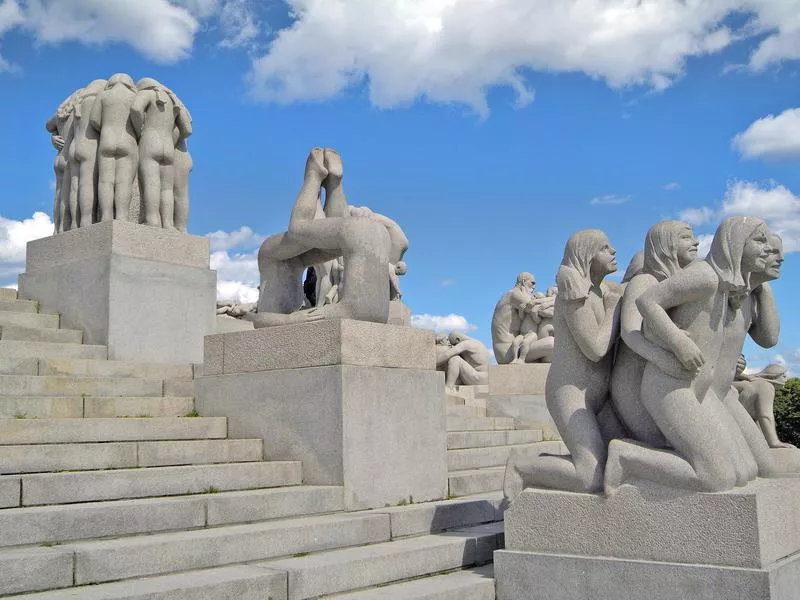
[0,289,513,599]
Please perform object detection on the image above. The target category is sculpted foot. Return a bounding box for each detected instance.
[603,439,625,496]
[323,148,343,184]
[503,449,525,503]
[304,148,327,182]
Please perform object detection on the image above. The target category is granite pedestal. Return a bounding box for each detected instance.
[486,363,556,436]
[495,478,800,599]
[196,319,448,510]
[18,221,216,364]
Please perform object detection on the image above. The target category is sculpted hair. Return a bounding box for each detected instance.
[706,216,767,293]
[556,229,608,300]
[643,220,691,281]
[621,251,644,283]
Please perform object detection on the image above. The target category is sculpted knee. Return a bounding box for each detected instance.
[696,461,737,492]
[340,218,390,258]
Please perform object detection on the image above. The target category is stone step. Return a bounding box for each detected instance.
[0,288,17,301]
[0,374,163,396]
[0,396,194,419]
[446,416,516,432]
[447,429,542,450]
[262,522,503,599]
[446,405,487,418]
[164,378,194,397]
[9,460,302,506]
[0,311,58,329]
[330,565,495,599]
[0,438,262,474]
[10,564,286,600]
[0,486,343,547]
[0,417,226,444]
[0,324,82,344]
[448,467,505,497]
[0,339,104,359]
[41,512,390,587]
[0,357,38,375]
[367,492,504,538]
[0,298,37,313]
[38,357,193,380]
[448,442,558,471]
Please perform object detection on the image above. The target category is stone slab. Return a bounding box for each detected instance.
[332,565,495,600]
[0,547,74,596]
[0,340,105,359]
[505,478,800,569]
[0,396,84,418]
[772,447,800,474]
[197,364,447,510]
[0,476,20,507]
[205,486,344,526]
[215,314,254,333]
[495,549,800,600]
[25,220,210,270]
[0,325,83,344]
[485,394,558,437]
[489,363,550,396]
[0,287,16,300]
[204,319,435,375]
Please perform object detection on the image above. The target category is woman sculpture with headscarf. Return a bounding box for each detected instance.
[504,229,622,496]
[610,220,699,447]
[604,216,772,493]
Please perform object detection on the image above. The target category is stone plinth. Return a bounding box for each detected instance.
[495,479,800,600]
[196,320,447,510]
[486,363,556,436]
[18,221,215,364]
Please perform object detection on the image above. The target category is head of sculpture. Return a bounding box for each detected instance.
[764,233,784,281]
[435,333,451,346]
[395,261,408,276]
[449,330,467,346]
[707,216,769,293]
[642,220,698,281]
[106,73,136,92]
[758,362,788,384]
[557,229,617,300]
[546,286,557,297]
[515,272,535,294]
[621,251,645,283]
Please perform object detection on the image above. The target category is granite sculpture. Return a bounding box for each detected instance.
[735,356,793,448]
[491,273,555,365]
[435,331,490,387]
[46,74,192,232]
[249,148,407,328]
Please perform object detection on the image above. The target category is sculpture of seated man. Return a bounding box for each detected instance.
[247,148,393,328]
[437,331,490,387]
[735,355,794,449]
[492,272,554,364]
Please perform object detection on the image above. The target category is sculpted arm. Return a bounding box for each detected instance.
[749,282,780,348]
[561,294,620,363]
[130,93,148,138]
[620,277,689,378]
[89,94,103,133]
[176,106,192,141]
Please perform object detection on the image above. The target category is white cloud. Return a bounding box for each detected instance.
[206,223,264,302]
[206,225,264,252]
[247,0,800,114]
[696,233,714,259]
[732,108,800,160]
[679,180,800,253]
[0,211,53,280]
[663,182,681,191]
[217,279,258,303]
[411,313,477,333]
[217,0,259,49]
[590,194,630,206]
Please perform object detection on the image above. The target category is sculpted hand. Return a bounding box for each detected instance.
[51,135,65,151]
[674,338,705,372]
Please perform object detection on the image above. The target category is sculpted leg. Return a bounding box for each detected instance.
[54,166,64,233]
[445,356,467,386]
[97,155,115,222]
[78,159,97,228]
[159,163,175,230]
[521,336,554,363]
[68,167,79,230]
[722,387,778,476]
[139,157,161,227]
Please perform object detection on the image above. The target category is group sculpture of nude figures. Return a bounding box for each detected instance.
[47,73,192,233]
[504,217,796,499]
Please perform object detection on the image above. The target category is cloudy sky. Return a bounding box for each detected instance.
[1,0,799,370]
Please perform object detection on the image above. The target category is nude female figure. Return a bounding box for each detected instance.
[172,101,192,232]
[604,216,771,494]
[504,229,622,496]
[89,73,139,222]
[46,92,78,232]
[131,78,179,228]
[610,221,698,448]
[67,79,106,228]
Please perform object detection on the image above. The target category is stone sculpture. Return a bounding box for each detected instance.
[735,356,793,448]
[435,331,490,387]
[491,273,555,365]
[250,148,407,328]
[505,230,623,495]
[46,74,192,233]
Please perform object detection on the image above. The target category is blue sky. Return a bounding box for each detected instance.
[1,0,799,371]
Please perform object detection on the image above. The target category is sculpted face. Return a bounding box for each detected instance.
[517,273,535,294]
[676,225,699,268]
[764,234,784,280]
[594,237,618,275]
[741,225,771,274]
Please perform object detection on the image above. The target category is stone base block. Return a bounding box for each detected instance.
[489,363,550,396]
[215,315,255,334]
[196,362,447,510]
[505,479,800,568]
[203,319,435,375]
[388,299,412,326]
[495,548,800,600]
[18,221,215,364]
[486,395,557,437]
[772,447,800,474]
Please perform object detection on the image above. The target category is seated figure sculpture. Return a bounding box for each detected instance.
[249,148,395,327]
[436,331,490,387]
[491,273,555,364]
[735,356,793,448]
